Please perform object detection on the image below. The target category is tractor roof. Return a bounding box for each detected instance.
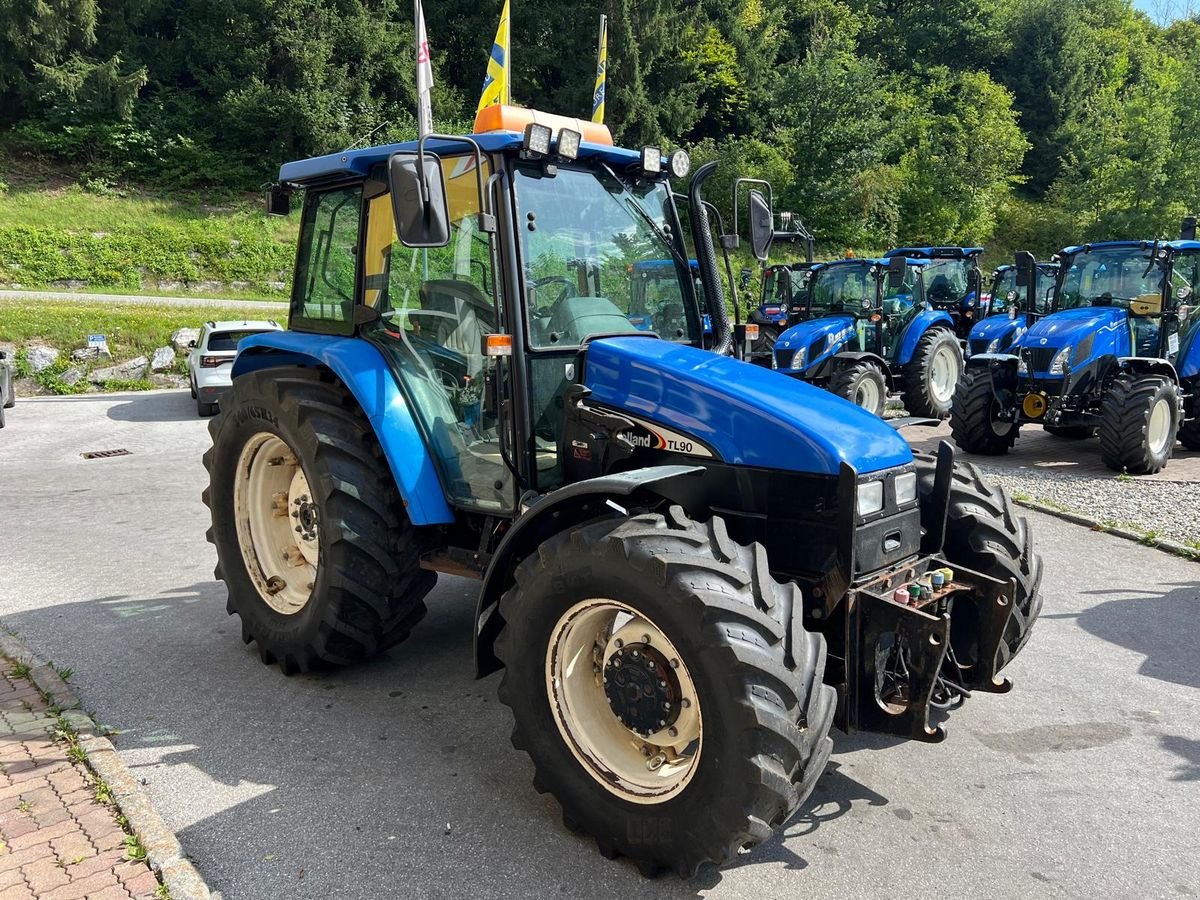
[885,246,984,260]
[279,131,641,186]
[1060,240,1157,255]
[814,257,928,272]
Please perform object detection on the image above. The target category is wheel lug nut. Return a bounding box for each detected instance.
[680,699,690,709]
[614,638,624,649]
[668,726,678,737]
[670,659,679,669]
[662,702,671,710]
[642,634,651,644]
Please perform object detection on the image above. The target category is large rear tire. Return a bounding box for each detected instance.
[830,360,887,416]
[203,367,435,673]
[495,507,835,876]
[903,328,961,418]
[950,367,1019,455]
[1097,374,1180,474]
[915,454,1043,670]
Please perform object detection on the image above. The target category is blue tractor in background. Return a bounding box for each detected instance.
[628,258,704,338]
[749,261,817,346]
[952,230,1200,473]
[886,247,985,340]
[202,106,1043,876]
[964,259,1059,359]
[772,255,963,417]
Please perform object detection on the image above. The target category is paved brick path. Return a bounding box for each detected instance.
[0,669,160,900]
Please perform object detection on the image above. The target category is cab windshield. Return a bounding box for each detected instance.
[1059,247,1166,310]
[514,166,701,347]
[923,258,970,307]
[989,269,1019,314]
[810,264,875,316]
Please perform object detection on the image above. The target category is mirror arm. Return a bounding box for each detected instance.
[416,134,495,233]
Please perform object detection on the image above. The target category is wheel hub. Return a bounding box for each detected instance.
[603,643,680,737]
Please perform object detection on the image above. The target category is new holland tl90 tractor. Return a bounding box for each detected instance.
[204,104,1043,876]
[952,238,1200,474]
[771,255,963,417]
[964,258,1059,359]
[886,246,985,340]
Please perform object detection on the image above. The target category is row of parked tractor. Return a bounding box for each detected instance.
[741,219,1200,475]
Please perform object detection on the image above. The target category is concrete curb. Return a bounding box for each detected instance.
[0,632,212,900]
[1013,497,1200,563]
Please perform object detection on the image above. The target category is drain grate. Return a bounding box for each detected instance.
[81,448,132,460]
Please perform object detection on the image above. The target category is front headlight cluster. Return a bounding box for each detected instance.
[987,338,1001,353]
[1048,345,1072,375]
[857,470,918,516]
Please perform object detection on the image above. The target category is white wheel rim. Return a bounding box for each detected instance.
[1148,398,1172,455]
[234,432,317,615]
[929,344,960,404]
[855,377,881,412]
[545,599,702,805]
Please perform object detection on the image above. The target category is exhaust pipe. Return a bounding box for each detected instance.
[688,162,733,355]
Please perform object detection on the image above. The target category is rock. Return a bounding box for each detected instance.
[189,279,223,294]
[51,279,87,289]
[170,328,200,353]
[26,346,59,373]
[60,367,85,387]
[92,231,108,239]
[150,346,176,372]
[231,281,251,291]
[90,356,148,384]
[151,373,188,389]
[71,345,113,363]
[158,280,182,292]
[268,281,287,292]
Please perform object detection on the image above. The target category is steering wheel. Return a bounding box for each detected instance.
[530,275,577,314]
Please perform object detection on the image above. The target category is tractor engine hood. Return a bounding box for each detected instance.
[1013,306,1131,373]
[773,315,858,371]
[970,314,1024,349]
[582,336,912,476]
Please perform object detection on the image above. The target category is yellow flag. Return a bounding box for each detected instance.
[591,15,607,124]
[476,0,511,114]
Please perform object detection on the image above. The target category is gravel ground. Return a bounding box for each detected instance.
[970,461,1200,546]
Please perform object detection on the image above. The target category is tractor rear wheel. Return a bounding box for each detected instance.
[495,507,836,877]
[1043,424,1095,440]
[831,360,886,416]
[915,454,1043,670]
[950,367,1019,455]
[203,366,435,673]
[903,328,961,418]
[1097,374,1180,474]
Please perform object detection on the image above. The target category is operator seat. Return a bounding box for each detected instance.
[926,274,954,305]
[418,279,496,377]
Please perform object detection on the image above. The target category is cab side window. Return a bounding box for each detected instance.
[291,186,362,335]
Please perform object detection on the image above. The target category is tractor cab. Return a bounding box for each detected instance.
[966,260,1058,358]
[628,259,705,338]
[954,236,1200,473]
[886,247,985,339]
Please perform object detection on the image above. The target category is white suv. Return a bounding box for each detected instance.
[187,320,282,416]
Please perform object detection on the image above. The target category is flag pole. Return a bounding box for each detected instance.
[414,0,434,138]
[591,14,607,124]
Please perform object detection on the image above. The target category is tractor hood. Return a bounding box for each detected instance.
[1014,306,1132,374]
[773,315,857,372]
[583,337,912,476]
[969,314,1024,351]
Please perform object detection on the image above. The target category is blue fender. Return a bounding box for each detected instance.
[895,310,956,365]
[585,336,913,475]
[773,315,858,374]
[232,332,455,526]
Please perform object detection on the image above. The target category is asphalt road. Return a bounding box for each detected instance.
[0,289,288,312]
[1,391,1197,899]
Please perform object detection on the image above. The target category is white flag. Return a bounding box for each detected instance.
[415,0,434,137]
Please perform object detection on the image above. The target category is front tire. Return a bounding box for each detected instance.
[1097,374,1180,474]
[830,360,886,416]
[915,454,1043,670]
[950,367,1019,455]
[495,507,835,876]
[203,367,435,673]
[903,328,962,418]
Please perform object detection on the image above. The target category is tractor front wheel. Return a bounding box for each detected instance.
[915,454,1043,670]
[831,360,886,416]
[203,366,435,673]
[495,507,835,876]
[1097,374,1180,475]
[950,367,1019,455]
[903,328,961,418]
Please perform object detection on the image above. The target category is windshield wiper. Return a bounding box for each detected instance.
[600,164,688,268]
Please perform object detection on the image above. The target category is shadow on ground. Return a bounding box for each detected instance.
[106,390,196,423]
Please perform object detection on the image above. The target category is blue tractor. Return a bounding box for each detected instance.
[772,255,963,418]
[749,261,817,349]
[964,259,1059,359]
[203,107,1043,875]
[885,247,985,340]
[952,233,1200,473]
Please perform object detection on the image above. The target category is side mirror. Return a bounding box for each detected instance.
[748,189,773,262]
[887,255,907,288]
[1183,216,1197,241]
[266,184,292,216]
[388,151,450,248]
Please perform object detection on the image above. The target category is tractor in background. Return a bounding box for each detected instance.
[952,230,1200,473]
[964,258,1059,359]
[749,261,817,349]
[203,104,1043,876]
[772,255,963,417]
[885,247,985,340]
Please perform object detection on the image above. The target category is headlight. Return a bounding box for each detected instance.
[894,471,917,506]
[1018,355,1028,374]
[668,149,691,179]
[857,480,884,516]
[1048,345,1072,374]
[795,347,807,367]
[987,338,1000,352]
[1008,307,1017,320]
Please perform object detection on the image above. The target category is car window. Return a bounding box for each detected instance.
[207,330,272,352]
